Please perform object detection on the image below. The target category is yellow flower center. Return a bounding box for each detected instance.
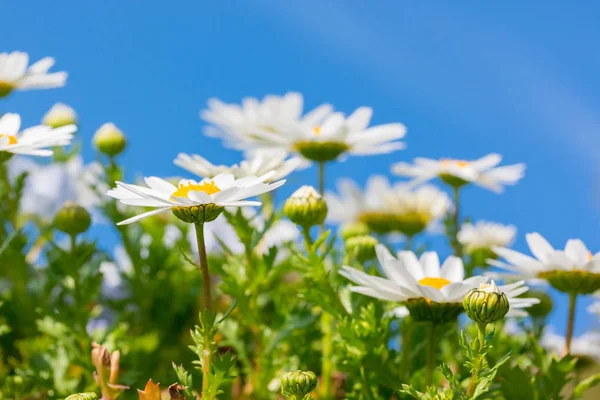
[418,277,451,290]
[0,134,17,145]
[171,181,221,199]
[441,159,469,168]
[313,126,321,136]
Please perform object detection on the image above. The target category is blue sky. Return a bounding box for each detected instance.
[3,1,600,334]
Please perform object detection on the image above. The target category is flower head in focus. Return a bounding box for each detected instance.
[392,153,525,193]
[0,113,75,157]
[107,173,285,225]
[0,51,67,98]
[491,233,600,294]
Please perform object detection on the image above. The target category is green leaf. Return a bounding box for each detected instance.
[574,372,600,399]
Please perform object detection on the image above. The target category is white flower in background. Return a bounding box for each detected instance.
[325,176,397,227]
[175,150,304,183]
[388,306,410,319]
[340,244,487,303]
[0,51,67,97]
[392,153,525,193]
[107,173,285,225]
[202,93,406,162]
[163,224,184,247]
[542,330,600,363]
[326,177,449,236]
[497,280,540,317]
[458,221,516,254]
[0,113,75,157]
[385,185,451,236]
[42,103,77,128]
[490,233,600,283]
[8,155,105,220]
[202,92,332,149]
[99,246,133,299]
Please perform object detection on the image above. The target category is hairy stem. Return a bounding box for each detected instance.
[563,293,577,356]
[450,187,463,259]
[466,322,488,397]
[195,222,213,397]
[425,322,437,387]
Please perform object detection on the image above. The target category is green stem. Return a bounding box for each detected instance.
[302,226,313,251]
[466,322,488,397]
[70,234,84,333]
[360,364,375,400]
[194,222,213,397]
[425,322,437,387]
[318,161,326,236]
[450,187,463,258]
[320,312,333,400]
[563,293,577,356]
[404,235,414,251]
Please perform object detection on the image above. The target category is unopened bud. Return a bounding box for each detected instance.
[65,393,98,400]
[524,290,553,319]
[53,201,91,236]
[346,235,378,262]
[281,370,318,397]
[463,281,510,324]
[339,222,369,241]
[42,103,77,129]
[284,186,328,228]
[94,123,126,156]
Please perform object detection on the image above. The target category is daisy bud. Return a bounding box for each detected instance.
[53,202,91,236]
[65,394,98,400]
[346,235,378,262]
[42,103,77,129]
[281,370,318,397]
[524,290,553,319]
[339,222,370,241]
[284,186,328,228]
[93,123,127,156]
[463,281,510,324]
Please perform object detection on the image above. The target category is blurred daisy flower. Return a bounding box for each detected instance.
[0,51,67,98]
[458,221,516,255]
[0,113,75,157]
[542,330,600,364]
[392,153,525,193]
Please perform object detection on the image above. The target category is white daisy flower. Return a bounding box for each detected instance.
[392,153,525,193]
[8,155,105,220]
[0,51,67,97]
[202,93,406,162]
[174,150,304,183]
[0,113,75,157]
[202,92,332,149]
[542,330,600,363]
[458,221,516,254]
[106,173,285,225]
[42,103,77,128]
[490,233,600,287]
[326,177,449,236]
[497,280,540,317]
[340,244,487,304]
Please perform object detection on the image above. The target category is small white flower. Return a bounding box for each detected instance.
[458,221,517,254]
[107,173,285,225]
[202,93,406,160]
[340,244,487,303]
[174,150,304,183]
[202,92,332,148]
[392,153,525,193]
[0,51,67,95]
[386,185,451,233]
[490,232,600,280]
[8,155,105,220]
[42,103,77,128]
[0,113,75,157]
[496,280,540,317]
[542,330,600,362]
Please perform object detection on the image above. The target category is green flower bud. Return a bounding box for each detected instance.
[42,103,77,129]
[53,202,91,236]
[284,186,328,228]
[281,370,318,397]
[339,222,370,241]
[171,204,224,224]
[463,281,510,324]
[293,140,350,162]
[346,235,378,262]
[93,123,126,156]
[523,290,553,319]
[65,393,98,400]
